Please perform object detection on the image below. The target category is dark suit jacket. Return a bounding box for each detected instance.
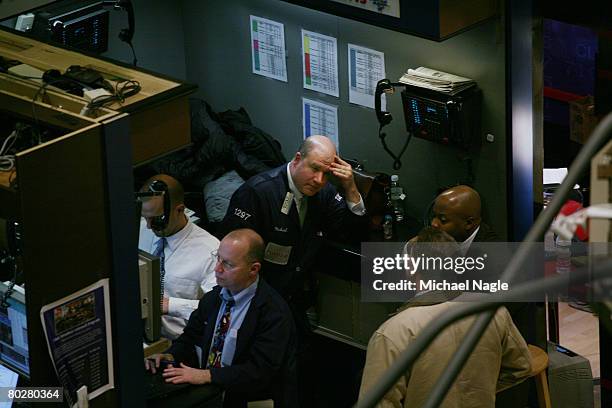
[168,280,298,408]
[221,164,366,299]
[474,222,500,242]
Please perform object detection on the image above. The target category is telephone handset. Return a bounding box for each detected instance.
[375,79,402,126]
[375,79,412,170]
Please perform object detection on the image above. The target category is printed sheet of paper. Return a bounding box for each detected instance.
[301,30,339,97]
[348,44,386,109]
[0,364,18,408]
[250,15,287,82]
[40,279,114,407]
[302,97,339,149]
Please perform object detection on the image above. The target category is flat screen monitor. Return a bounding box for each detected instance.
[0,282,29,378]
[138,250,161,343]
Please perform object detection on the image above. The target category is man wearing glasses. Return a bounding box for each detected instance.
[146,228,297,407]
[139,174,219,340]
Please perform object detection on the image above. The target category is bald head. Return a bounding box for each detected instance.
[290,135,337,196]
[298,135,337,159]
[215,229,264,294]
[223,228,265,264]
[430,185,482,242]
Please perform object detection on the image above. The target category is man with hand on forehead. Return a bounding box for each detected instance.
[221,135,366,404]
[222,135,365,301]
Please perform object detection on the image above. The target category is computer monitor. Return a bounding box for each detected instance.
[138,250,161,343]
[0,281,29,378]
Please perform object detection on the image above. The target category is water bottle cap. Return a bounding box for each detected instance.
[391,175,399,181]
[384,215,393,221]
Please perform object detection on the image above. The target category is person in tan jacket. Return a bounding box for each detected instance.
[359,228,532,408]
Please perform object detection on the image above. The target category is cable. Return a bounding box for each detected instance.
[86,79,141,111]
[128,41,138,67]
[378,124,411,170]
[0,277,15,309]
[0,130,17,171]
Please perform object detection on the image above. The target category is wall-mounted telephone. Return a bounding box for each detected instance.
[375,79,482,168]
[400,86,481,150]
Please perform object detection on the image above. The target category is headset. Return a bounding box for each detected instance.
[148,180,170,232]
[134,180,171,232]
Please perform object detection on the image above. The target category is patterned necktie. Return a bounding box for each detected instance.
[207,296,235,368]
[153,238,166,301]
[298,196,308,227]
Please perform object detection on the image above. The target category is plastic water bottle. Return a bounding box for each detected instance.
[383,215,393,240]
[390,175,405,223]
[555,235,571,274]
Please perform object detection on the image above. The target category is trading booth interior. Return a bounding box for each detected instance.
[0,24,195,406]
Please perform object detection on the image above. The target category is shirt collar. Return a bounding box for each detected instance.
[220,275,260,305]
[286,163,303,201]
[153,217,191,253]
[459,225,480,255]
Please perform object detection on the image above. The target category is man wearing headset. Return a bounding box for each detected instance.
[139,174,219,340]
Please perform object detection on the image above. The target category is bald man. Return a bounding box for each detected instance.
[221,135,366,405]
[222,135,365,300]
[139,174,219,340]
[146,229,297,407]
[430,185,498,254]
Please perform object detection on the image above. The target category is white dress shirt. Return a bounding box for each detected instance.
[459,225,480,256]
[139,218,219,340]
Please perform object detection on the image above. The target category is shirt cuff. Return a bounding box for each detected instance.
[168,297,199,321]
[347,195,366,216]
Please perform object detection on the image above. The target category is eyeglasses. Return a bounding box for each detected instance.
[211,250,237,270]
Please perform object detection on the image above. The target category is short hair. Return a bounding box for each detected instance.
[404,227,459,261]
[140,174,184,207]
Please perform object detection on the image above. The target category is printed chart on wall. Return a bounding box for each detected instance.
[303,97,339,149]
[250,15,287,82]
[302,30,339,97]
[348,44,386,109]
[40,279,114,407]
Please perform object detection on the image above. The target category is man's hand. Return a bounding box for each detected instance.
[144,353,174,374]
[330,155,360,203]
[162,363,211,385]
[162,296,169,314]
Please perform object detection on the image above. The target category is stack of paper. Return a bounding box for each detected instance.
[399,67,475,94]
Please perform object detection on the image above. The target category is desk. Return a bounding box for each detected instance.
[144,338,172,359]
[313,219,420,347]
[145,372,222,408]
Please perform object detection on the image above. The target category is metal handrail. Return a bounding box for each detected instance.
[356,111,612,408]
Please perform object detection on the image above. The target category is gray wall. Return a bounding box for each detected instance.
[179,0,508,237]
[103,0,186,80]
[99,0,508,237]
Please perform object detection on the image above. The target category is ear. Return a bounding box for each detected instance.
[176,203,186,213]
[465,216,478,232]
[294,152,302,163]
[250,262,261,276]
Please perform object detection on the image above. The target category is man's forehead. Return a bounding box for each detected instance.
[309,157,333,168]
[434,198,460,213]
